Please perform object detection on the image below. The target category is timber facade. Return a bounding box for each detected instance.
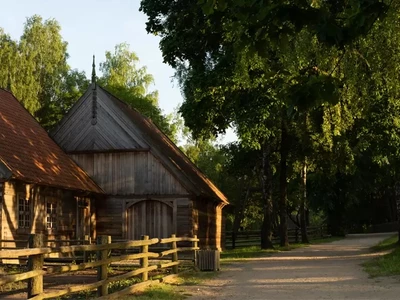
[0,89,103,249]
[52,83,228,250]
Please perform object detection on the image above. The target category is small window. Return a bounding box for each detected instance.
[18,194,30,229]
[46,199,57,230]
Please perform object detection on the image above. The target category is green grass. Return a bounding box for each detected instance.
[122,270,217,299]
[370,235,399,252]
[0,266,28,293]
[221,236,343,260]
[123,284,186,300]
[363,235,400,278]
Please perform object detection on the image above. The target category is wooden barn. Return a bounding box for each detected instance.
[0,89,103,249]
[51,78,229,250]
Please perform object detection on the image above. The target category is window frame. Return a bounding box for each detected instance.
[17,193,31,230]
[45,197,58,233]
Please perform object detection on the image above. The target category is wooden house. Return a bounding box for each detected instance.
[51,79,229,250]
[0,89,103,249]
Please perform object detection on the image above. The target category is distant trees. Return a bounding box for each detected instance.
[0,17,174,140]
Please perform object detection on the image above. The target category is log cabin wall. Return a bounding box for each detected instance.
[70,152,188,195]
[70,152,193,240]
[0,180,89,248]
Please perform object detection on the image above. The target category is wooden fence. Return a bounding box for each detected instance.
[226,225,327,249]
[0,234,199,299]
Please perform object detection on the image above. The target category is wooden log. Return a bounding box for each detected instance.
[140,235,149,281]
[45,252,159,275]
[0,248,51,259]
[159,247,200,257]
[159,236,200,243]
[158,261,179,269]
[0,270,46,285]
[28,234,44,299]
[52,238,158,253]
[97,235,111,297]
[171,234,178,274]
[107,265,157,282]
[193,234,198,267]
[29,266,159,300]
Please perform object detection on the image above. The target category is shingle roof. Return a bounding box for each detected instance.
[100,87,228,204]
[0,89,103,193]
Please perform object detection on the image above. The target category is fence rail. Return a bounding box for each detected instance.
[226,225,328,249]
[0,234,199,299]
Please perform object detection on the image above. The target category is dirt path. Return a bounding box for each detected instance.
[187,233,400,300]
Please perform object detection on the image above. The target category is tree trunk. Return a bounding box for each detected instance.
[300,159,309,243]
[261,143,274,249]
[232,183,250,249]
[279,115,289,247]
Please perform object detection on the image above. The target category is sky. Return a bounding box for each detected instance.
[0,0,236,144]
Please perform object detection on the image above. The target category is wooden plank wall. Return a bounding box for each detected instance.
[71,152,189,196]
[1,181,80,248]
[97,197,193,241]
[193,198,219,250]
[52,88,147,152]
[96,197,123,238]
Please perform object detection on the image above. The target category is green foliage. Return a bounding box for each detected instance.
[98,43,176,140]
[141,0,400,238]
[0,15,70,128]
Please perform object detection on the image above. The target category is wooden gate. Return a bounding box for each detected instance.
[127,200,173,241]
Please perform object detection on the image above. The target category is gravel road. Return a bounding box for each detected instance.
[187,233,400,300]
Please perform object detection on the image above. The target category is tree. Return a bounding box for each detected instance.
[0,15,69,124]
[98,43,175,140]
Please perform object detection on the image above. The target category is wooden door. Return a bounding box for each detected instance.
[127,200,173,240]
[76,198,90,240]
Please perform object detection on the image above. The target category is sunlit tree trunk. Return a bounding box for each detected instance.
[300,159,309,243]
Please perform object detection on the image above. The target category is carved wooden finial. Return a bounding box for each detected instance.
[91,55,97,125]
[91,55,96,86]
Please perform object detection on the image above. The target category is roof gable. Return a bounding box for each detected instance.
[52,85,228,204]
[52,84,148,152]
[0,89,103,193]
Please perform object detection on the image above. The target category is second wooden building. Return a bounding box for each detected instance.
[51,80,228,249]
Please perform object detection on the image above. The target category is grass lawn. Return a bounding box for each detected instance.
[122,270,218,300]
[221,236,343,260]
[363,235,400,278]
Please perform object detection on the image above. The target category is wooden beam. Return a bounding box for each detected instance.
[67,148,150,155]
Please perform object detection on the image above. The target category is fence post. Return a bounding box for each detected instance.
[295,228,299,243]
[171,234,178,274]
[28,234,44,299]
[140,235,149,282]
[97,235,111,297]
[84,235,90,262]
[193,235,198,268]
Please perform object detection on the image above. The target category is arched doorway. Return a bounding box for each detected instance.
[127,200,173,240]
